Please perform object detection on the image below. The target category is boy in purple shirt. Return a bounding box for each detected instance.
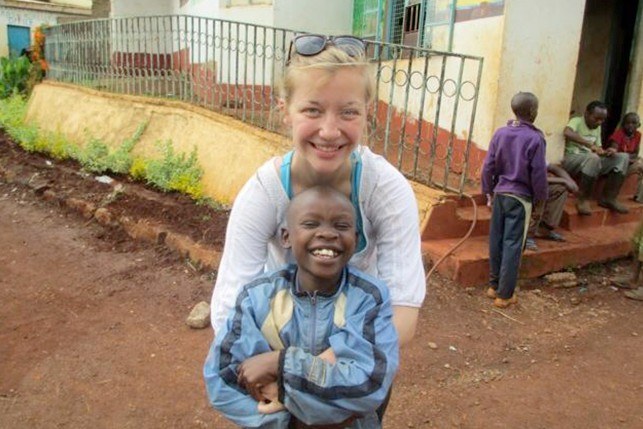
[482,92,548,308]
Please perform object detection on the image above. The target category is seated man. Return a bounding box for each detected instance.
[608,112,643,204]
[562,100,630,215]
[526,164,578,251]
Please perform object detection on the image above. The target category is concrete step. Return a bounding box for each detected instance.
[423,194,642,240]
[560,197,643,230]
[422,222,639,287]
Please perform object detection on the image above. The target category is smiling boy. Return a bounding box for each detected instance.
[204,186,399,429]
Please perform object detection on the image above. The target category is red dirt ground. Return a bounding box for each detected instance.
[1,134,642,428]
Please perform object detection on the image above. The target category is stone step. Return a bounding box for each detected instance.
[423,194,642,240]
[422,222,639,287]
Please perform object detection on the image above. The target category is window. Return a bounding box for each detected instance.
[404,2,421,32]
[353,0,383,40]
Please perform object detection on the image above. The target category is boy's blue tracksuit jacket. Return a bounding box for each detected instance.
[203,264,399,428]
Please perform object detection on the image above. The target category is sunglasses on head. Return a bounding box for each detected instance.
[287,34,366,64]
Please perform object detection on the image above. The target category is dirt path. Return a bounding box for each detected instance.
[1,146,642,428]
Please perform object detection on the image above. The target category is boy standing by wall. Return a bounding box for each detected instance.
[482,92,548,308]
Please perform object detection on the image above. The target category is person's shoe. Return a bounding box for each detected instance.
[611,274,636,289]
[598,199,629,213]
[599,173,629,213]
[534,227,565,242]
[576,174,596,216]
[624,287,643,301]
[493,295,517,308]
[486,287,497,299]
[543,230,565,242]
[576,198,592,215]
[525,238,539,252]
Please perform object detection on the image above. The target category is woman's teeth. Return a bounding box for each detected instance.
[313,143,340,152]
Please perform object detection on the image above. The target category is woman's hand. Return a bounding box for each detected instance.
[257,382,285,414]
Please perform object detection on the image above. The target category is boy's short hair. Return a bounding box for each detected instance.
[586,100,607,113]
[622,112,640,126]
[510,92,538,119]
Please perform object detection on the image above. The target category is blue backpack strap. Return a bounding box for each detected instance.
[350,152,367,253]
[280,150,294,199]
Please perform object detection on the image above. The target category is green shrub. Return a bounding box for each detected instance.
[129,157,147,180]
[144,140,204,199]
[75,123,146,174]
[0,56,32,98]
[0,96,206,202]
[0,93,28,131]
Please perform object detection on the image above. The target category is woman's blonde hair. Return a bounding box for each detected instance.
[278,46,375,106]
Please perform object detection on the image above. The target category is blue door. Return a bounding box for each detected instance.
[8,25,31,57]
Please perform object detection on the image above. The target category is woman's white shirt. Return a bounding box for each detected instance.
[210,146,426,332]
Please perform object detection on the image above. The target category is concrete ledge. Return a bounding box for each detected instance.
[26,82,291,205]
[423,222,637,287]
[25,81,441,225]
[4,169,223,271]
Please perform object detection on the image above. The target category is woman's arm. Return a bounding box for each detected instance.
[393,306,419,347]
[210,173,279,333]
[368,162,426,347]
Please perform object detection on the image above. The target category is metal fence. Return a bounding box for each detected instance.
[44,15,483,193]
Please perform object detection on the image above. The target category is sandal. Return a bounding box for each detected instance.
[525,238,538,252]
[624,287,643,301]
[539,230,565,242]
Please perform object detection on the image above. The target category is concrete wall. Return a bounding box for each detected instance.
[92,0,110,18]
[494,0,586,163]
[24,81,443,225]
[273,0,352,34]
[0,7,59,57]
[570,0,614,117]
[625,5,643,158]
[450,15,504,151]
[53,0,92,8]
[374,14,503,178]
[177,0,274,27]
[111,0,174,17]
[26,82,290,205]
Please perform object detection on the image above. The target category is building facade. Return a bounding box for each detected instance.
[111,0,352,35]
[0,1,94,57]
[355,0,643,171]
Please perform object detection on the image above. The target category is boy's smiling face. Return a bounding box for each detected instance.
[281,187,356,293]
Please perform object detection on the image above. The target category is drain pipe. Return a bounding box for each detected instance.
[425,191,478,282]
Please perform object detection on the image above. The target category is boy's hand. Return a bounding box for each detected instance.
[318,348,337,364]
[591,146,606,156]
[237,351,280,401]
[604,147,617,157]
[564,179,579,194]
[486,194,493,208]
[257,382,285,414]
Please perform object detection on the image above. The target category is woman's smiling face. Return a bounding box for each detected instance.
[284,67,368,176]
